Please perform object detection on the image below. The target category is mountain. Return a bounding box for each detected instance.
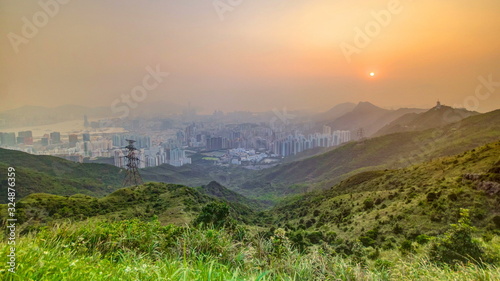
[0,105,112,129]
[10,182,257,226]
[374,104,478,136]
[313,102,357,122]
[197,181,264,210]
[327,102,426,137]
[236,110,500,201]
[0,148,123,203]
[270,140,500,243]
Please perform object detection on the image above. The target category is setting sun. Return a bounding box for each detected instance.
[369,72,375,77]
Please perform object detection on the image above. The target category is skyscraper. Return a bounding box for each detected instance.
[69,134,78,147]
[82,133,91,142]
[84,115,89,127]
[50,132,61,144]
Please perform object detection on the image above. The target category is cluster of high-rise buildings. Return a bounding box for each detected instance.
[112,134,151,149]
[271,127,351,157]
[113,146,191,168]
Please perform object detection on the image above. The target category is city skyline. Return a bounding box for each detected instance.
[1,0,499,114]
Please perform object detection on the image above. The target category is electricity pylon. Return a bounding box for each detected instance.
[123,139,143,187]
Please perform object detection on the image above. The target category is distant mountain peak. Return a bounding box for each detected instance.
[352,102,384,112]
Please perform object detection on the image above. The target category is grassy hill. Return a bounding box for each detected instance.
[4,182,258,227]
[326,102,426,137]
[196,181,265,210]
[0,148,123,203]
[374,105,478,136]
[236,110,500,201]
[270,141,500,244]
[1,143,499,280]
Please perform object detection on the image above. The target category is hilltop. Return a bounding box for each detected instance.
[326,102,426,137]
[374,104,478,136]
[197,181,265,210]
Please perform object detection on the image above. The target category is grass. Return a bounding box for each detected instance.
[1,219,499,281]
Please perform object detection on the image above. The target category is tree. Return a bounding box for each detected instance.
[193,202,231,229]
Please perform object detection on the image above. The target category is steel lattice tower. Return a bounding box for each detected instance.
[123,139,143,187]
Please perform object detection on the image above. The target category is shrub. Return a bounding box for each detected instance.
[399,240,416,254]
[193,202,231,229]
[363,198,374,210]
[429,209,485,266]
[416,234,431,245]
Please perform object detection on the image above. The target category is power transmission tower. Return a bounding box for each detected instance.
[123,139,143,187]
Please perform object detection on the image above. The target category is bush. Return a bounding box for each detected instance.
[429,209,485,266]
[416,234,431,245]
[399,240,416,254]
[193,202,231,229]
[363,198,374,210]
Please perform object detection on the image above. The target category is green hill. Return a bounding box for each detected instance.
[270,141,500,244]
[326,102,426,137]
[236,110,500,201]
[5,182,257,226]
[374,104,478,137]
[197,181,265,210]
[0,148,123,203]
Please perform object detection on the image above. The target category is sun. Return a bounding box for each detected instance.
[369,72,375,77]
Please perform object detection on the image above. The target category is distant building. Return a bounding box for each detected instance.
[112,134,151,149]
[82,133,91,142]
[18,131,33,145]
[435,100,442,109]
[323,125,332,135]
[207,136,223,150]
[84,115,89,127]
[166,147,191,167]
[50,132,61,144]
[0,132,16,146]
[69,134,78,147]
[113,150,123,168]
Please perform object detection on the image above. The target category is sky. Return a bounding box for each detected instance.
[1,0,499,114]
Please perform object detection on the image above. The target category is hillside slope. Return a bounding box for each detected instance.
[327,102,426,137]
[375,104,478,136]
[237,110,500,200]
[270,141,500,243]
[197,181,265,210]
[0,148,123,203]
[7,182,257,226]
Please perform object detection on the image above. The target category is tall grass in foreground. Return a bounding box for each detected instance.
[1,219,499,281]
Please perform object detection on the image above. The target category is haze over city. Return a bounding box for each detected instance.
[1,0,499,114]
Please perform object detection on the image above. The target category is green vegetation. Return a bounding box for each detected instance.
[270,141,500,246]
[1,112,500,279]
[1,217,499,280]
[236,110,500,200]
[1,182,257,227]
[0,149,122,203]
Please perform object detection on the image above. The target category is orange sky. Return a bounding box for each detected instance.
[0,0,499,113]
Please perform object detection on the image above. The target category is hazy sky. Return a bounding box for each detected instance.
[1,0,499,114]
